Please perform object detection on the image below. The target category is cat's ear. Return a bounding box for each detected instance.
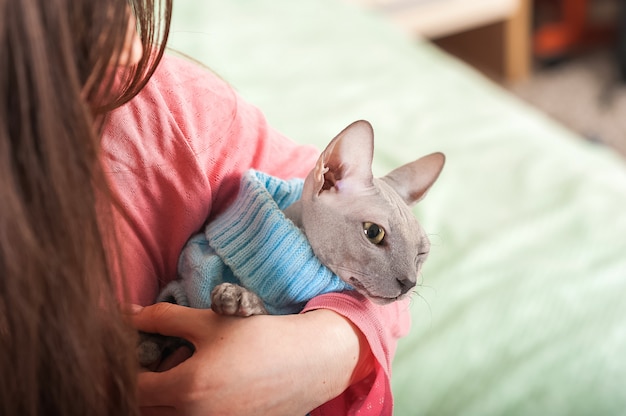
[313,120,375,194]
[382,152,445,206]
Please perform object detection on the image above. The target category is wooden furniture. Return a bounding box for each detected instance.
[347,0,532,82]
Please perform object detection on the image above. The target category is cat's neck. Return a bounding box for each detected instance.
[282,200,303,228]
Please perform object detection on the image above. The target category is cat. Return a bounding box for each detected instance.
[138,120,444,366]
[211,119,445,315]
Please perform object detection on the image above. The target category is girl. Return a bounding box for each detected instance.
[0,1,409,414]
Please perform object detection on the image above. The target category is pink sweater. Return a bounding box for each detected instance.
[102,54,410,415]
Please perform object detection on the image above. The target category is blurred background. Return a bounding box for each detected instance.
[166,3,626,413]
[347,0,626,157]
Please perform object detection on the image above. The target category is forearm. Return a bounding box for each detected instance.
[295,309,374,403]
[236,309,372,413]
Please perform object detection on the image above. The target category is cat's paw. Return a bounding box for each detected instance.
[211,283,268,316]
[137,334,163,367]
[137,332,194,369]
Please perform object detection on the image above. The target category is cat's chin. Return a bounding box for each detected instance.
[348,277,400,305]
[367,295,398,306]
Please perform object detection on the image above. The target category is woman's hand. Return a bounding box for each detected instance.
[130,302,372,416]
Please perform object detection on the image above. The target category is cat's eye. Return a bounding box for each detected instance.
[363,222,385,245]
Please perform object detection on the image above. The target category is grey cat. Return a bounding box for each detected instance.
[211,119,445,315]
[138,120,444,366]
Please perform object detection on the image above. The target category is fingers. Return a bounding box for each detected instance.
[157,345,194,372]
[128,302,212,342]
[129,304,220,412]
[137,370,182,408]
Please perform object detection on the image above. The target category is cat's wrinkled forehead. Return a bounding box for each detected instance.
[373,178,418,224]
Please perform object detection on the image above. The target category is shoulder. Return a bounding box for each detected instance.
[150,53,236,101]
[101,53,247,180]
[145,53,238,121]
[106,54,238,155]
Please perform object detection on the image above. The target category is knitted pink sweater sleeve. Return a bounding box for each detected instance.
[102,54,410,415]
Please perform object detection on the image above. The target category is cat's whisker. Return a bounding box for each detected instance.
[426,233,444,247]
[415,268,428,286]
[406,289,433,323]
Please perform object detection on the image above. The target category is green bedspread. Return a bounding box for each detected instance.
[169,1,626,414]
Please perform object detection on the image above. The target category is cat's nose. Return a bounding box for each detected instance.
[398,276,416,293]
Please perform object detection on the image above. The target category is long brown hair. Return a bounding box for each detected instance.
[0,1,171,414]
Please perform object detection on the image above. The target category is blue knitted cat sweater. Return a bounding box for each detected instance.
[158,170,352,315]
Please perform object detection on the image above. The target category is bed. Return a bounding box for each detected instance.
[168,1,626,414]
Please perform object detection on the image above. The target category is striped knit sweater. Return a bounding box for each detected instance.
[158,170,352,315]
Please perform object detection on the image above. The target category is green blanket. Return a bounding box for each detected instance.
[169,1,626,414]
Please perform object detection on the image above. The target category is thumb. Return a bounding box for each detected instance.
[129,302,210,343]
